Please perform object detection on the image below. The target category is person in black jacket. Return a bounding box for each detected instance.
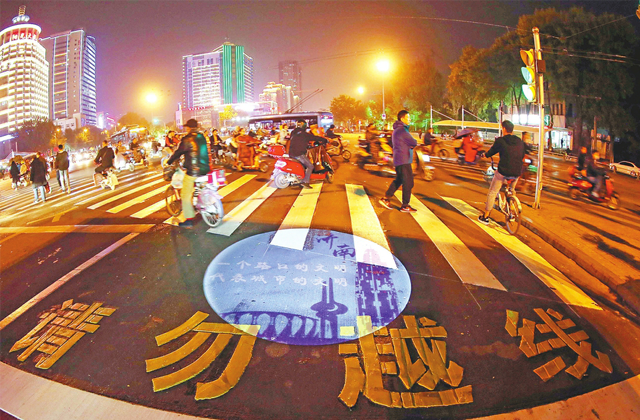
[10,160,20,189]
[55,144,71,193]
[478,120,526,224]
[167,119,211,228]
[95,140,115,174]
[30,152,48,204]
[287,119,315,189]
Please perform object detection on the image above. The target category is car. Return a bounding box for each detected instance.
[609,161,639,178]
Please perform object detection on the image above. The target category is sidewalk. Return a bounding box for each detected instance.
[520,191,640,316]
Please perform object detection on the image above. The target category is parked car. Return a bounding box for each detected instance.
[609,161,639,178]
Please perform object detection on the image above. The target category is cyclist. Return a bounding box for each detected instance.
[94,140,115,178]
[478,120,526,224]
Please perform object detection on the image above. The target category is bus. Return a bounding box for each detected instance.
[109,125,152,147]
[248,112,334,132]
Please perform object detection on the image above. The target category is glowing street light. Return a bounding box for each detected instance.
[145,92,159,104]
[356,86,365,95]
[376,58,391,123]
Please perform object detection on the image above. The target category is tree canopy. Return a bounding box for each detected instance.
[118,112,150,128]
[446,7,638,147]
[329,95,366,127]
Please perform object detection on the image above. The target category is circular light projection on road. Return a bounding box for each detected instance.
[203,229,411,346]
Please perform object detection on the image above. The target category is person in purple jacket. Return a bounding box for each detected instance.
[379,110,418,213]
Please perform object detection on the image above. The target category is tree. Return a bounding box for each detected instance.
[390,55,447,123]
[118,112,150,128]
[219,105,237,127]
[330,95,366,127]
[447,46,505,121]
[452,7,638,150]
[15,118,57,152]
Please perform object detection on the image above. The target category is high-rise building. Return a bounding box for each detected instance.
[40,29,97,127]
[278,60,302,99]
[258,82,299,114]
[0,6,49,138]
[182,42,254,111]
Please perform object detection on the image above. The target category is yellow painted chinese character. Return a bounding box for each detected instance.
[338,315,473,409]
[10,299,116,369]
[505,308,612,381]
[145,311,260,400]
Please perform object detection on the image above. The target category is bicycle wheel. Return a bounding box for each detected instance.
[165,185,182,216]
[437,148,449,161]
[505,197,521,235]
[201,197,224,228]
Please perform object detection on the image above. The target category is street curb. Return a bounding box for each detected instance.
[521,216,640,317]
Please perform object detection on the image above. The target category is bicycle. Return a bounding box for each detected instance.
[164,164,226,228]
[488,157,522,235]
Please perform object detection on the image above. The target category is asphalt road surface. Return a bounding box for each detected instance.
[1,149,639,419]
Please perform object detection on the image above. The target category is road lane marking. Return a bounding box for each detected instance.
[85,175,163,209]
[442,197,600,310]
[207,182,277,236]
[107,185,168,214]
[270,182,322,250]
[345,184,396,269]
[163,175,256,226]
[0,232,20,245]
[396,192,506,291]
[0,225,155,234]
[0,229,149,331]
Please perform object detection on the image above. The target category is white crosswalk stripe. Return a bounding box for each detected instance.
[270,182,323,250]
[396,191,506,291]
[442,196,600,310]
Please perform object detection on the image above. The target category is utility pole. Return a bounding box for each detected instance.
[532,27,546,210]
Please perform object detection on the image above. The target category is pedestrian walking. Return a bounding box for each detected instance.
[10,160,20,189]
[379,110,418,213]
[55,144,71,193]
[30,151,48,204]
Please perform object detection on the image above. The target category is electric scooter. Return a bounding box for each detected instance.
[268,144,334,189]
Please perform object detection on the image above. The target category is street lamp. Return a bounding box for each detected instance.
[357,86,365,96]
[376,59,391,124]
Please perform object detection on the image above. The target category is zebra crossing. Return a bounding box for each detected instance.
[1,167,598,310]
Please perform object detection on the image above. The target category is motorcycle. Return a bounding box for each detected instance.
[355,135,396,176]
[115,152,136,172]
[233,138,270,172]
[568,172,619,210]
[412,145,435,181]
[326,136,351,161]
[94,167,119,190]
[269,143,334,188]
[131,147,149,167]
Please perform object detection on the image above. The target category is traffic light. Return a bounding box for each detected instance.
[520,49,537,102]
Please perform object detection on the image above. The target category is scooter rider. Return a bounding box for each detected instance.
[94,140,115,176]
[326,124,340,139]
[288,119,315,189]
[586,151,606,197]
[478,120,525,224]
[167,119,211,228]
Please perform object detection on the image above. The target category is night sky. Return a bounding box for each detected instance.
[2,0,638,123]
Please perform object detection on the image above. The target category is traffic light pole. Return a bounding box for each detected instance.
[533,27,545,210]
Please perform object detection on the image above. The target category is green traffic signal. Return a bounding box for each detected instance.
[520,49,537,102]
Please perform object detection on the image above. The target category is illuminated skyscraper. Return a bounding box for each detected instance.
[40,29,97,126]
[278,60,302,98]
[0,6,49,137]
[182,42,254,109]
